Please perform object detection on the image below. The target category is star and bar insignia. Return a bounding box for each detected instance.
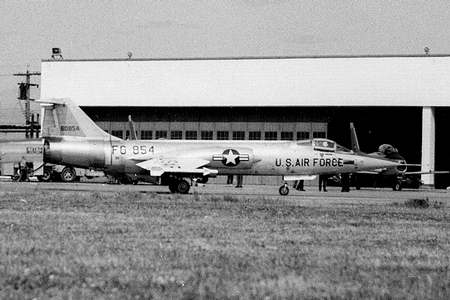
[213,149,249,166]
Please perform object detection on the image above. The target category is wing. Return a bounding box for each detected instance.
[283,175,317,181]
[356,169,450,175]
[136,157,218,177]
[356,170,381,175]
[404,170,450,175]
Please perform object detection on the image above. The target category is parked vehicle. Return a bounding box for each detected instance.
[0,139,104,182]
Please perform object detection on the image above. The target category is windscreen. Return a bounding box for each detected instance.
[313,139,336,152]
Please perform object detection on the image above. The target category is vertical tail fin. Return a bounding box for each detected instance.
[39,98,117,140]
[350,122,361,153]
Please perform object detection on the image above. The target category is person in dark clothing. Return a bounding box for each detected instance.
[19,156,29,182]
[319,174,328,192]
[352,173,360,190]
[294,180,305,191]
[226,175,234,184]
[341,173,350,192]
[235,175,243,188]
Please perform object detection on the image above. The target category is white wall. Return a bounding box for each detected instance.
[41,56,450,107]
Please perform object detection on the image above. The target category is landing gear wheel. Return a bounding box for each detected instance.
[119,176,132,184]
[176,179,190,194]
[393,181,402,191]
[196,177,208,184]
[60,167,77,182]
[279,185,289,196]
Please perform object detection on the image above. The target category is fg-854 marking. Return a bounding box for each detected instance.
[112,144,155,155]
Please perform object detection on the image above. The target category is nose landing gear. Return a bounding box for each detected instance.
[279,183,289,196]
[393,180,403,191]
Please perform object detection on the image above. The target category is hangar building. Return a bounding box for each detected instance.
[40,55,450,188]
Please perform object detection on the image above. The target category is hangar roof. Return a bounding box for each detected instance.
[41,55,450,107]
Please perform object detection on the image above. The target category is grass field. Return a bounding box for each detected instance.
[0,185,449,299]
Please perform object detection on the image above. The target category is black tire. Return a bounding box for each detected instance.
[196,177,209,184]
[39,169,52,182]
[60,167,77,182]
[119,176,132,184]
[11,173,20,182]
[393,181,402,191]
[176,179,190,194]
[279,185,289,196]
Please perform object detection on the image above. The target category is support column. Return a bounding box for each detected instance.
[421,106,435,187]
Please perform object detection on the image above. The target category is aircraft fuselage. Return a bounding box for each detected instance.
[43,137,395,179]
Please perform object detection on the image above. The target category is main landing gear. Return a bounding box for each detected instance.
[279,183,289,196]
[168,178,191,194]
[392,179,403,191]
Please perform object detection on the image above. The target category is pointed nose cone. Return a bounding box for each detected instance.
[356,155,401,171]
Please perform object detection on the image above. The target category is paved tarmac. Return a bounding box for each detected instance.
[1,180,449,204]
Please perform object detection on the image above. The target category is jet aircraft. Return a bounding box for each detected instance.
[39,98,403,195]
[349,122,449,190]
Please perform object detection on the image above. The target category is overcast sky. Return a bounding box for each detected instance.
[1,0,450,124]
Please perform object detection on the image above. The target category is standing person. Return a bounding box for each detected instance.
[319,174,328,192]
[341,173,350,192]
[226,175,234,185]
[294,180,305,191]
[352,173,360,190]
[235,175,243,188]
[19,156,29,182]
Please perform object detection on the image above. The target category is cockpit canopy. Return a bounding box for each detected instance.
[378,144,398,155]
[378,143,405,160]
[297,138,350,153]
[313,139,336,152]
[297,138,351,152]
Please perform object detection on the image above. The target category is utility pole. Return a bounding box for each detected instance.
[14,69,41,138]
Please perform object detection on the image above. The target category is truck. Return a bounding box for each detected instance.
[0,139,104,182]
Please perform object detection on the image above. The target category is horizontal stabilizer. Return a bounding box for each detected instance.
[36,98,67,105]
